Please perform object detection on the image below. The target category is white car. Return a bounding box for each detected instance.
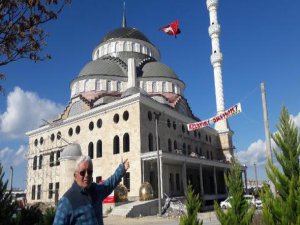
[220,197,232,209]
[251,198,263,209]
[220,195,256,209]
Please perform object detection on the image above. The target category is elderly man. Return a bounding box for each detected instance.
[53,155,129,225]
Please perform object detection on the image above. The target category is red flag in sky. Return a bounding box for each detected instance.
[160,19,181,38]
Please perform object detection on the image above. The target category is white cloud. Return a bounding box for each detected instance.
[291,112,300,130]
[0,145,27,167]
[237,111,300,166]
[237,139,267,166]
[0,87,64,139]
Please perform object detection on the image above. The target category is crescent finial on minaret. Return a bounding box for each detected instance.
[122,1,127,28]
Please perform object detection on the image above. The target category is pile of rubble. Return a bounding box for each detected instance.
[162,196,186,219]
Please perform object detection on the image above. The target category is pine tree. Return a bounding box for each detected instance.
[179,184,203,225]
[40,207,56,225]
[261,106,300,225]
[0,162,16,225]
[214,158,255,225]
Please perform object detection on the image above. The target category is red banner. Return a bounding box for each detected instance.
[187,103,242,131]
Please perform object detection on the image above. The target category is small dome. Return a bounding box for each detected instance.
[60,144,82,160]
[151,95,169,105]
[101,27,151,44]
[141,62,178,79]
[79,59,126,77]
[121,86,148,98]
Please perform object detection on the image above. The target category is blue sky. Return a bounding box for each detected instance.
[0,0,300,189]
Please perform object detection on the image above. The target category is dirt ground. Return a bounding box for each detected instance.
[103,211,220,225]
[103,215,179,225]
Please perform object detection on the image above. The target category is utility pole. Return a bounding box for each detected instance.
[260,82,276,195]
[153,111,162,216]
[10,166,13,191]
[253,163,258,191]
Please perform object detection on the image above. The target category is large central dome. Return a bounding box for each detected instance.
[100,27,151,44]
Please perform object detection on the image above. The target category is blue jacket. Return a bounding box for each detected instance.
[53,164,125,225]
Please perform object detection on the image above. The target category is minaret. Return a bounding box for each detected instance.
[206,0,233,160]
[122,1,127,28]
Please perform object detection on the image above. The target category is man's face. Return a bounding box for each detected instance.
[74,161,93,189]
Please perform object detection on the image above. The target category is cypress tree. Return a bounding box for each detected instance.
[179,184,203,225]
[214,158,255,225]
[261,106,300,225]
[0,162,16,225]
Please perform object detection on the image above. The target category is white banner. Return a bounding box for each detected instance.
[187,103,242,131]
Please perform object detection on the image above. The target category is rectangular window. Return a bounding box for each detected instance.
[55,182,59,191]
[96,176,102,183]
[37,184,41,200]
[48,183,53,199]
[56,151,60,166]
[32,185,36,200]
[50,152,54,167]
[38,155,43,169]
[176,173,180,191]
[170,173,174,191]
[123,172,130,192]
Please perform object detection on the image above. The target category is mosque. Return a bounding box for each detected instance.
[26,0,239,207]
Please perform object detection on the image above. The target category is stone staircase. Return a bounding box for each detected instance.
[110,199,159,217]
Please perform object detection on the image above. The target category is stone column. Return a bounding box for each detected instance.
[182,162,187,195]
[199,164,204,195]
[214,167,218,195]
[160,157,163,198]
[141,159,145,183]
[127,58,137,88]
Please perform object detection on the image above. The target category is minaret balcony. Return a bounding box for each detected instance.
[206,0,218,9]
[210,52,223,64]
[209,24,220,37]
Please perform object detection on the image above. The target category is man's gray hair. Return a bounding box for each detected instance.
[75,155,93,171]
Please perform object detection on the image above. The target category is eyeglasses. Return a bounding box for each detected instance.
[77,170,93,177]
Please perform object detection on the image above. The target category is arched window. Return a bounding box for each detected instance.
[168,139,172,152]
[123,133,130,152]
[103,44,108,54]
[117,81,121,92]
[183,143,186,155]
[38,155,43,169]
[84,79,90,91]
[97,140,102,158]
[148,133,154,152]
[116,41,123,52]
[88,142,94,159]
[152,82,157,92]
[96,79,100,90]
[174,140,177,150]
[162,82,167,92]
[113,136,120,154]
[143,81,147,91]
[142,46,147,54]
[134,43,140,52]
[100,46,104,56]
[125,41,132,51]
[109,42,115,53]
[33,156,37,170]
[75,82,79,94]
[107,80,112,91]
